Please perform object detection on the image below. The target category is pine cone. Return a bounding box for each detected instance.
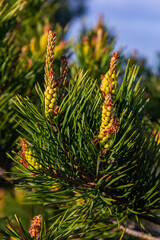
[28,215,42,239]
[98,95,119,149]
[100,52,119,96]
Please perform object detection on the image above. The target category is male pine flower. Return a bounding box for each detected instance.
[83,37,90,60]
[100,52,119,96]
[25,148,42,170]
[44,31,68,116]
[98,53,120,149]
[98,95,119,149]
[29,215,42,239]
[44,70,57,115]
[19,139,42,170]
[44,31,57,115]
[54,40,66,58]
[30,24,50,59]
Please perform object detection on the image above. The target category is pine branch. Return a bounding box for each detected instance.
[114,221,160,240]
[140,213,160,226]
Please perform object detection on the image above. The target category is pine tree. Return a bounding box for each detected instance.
[5,30,160,240]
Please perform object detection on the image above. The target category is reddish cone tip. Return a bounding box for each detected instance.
[112,52,120,59]
[60,55,67,61]
[49,70,54,77]
[49,31,56,37]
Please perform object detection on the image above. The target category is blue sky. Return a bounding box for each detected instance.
[68,0,160,69]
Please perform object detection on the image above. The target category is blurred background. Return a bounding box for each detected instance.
[69,0,160,70]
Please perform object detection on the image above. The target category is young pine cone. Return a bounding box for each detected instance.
[29,215,42,239]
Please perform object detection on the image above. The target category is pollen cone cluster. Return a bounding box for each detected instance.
[83,37,90,58]
[44,31,57,115]
[44,70,57,115]
[29,215,42,239]
[44,31,68,116]
[39,32,48,52]
[25,148,42,170]
[30,24,51,59]
[98,53,120,150]
[98,95,119,149]
[100,52,119,96]
[54,40,66,58]
[45,31,56,84]
[19,139,42,170]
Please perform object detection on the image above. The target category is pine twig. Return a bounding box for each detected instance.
[113,221,160,240]
[141,213,160,226]
[118,225,160,240]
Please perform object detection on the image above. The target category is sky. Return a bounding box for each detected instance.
[68,0,160,69]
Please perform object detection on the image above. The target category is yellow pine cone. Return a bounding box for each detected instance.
[39,32,48,53]
[25,148,42,170]
[44,85,57,115]
[29,215,42,239]
[30,38,42,59]
[83,43,89,57]
[54,41,66,58]
[98,95,119,149]
[82,37,90,60]
[100,72,117,96]
[54,45,62,58]
[30,33,48,59]
[100,52,119,97]
[30,38,37,56]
